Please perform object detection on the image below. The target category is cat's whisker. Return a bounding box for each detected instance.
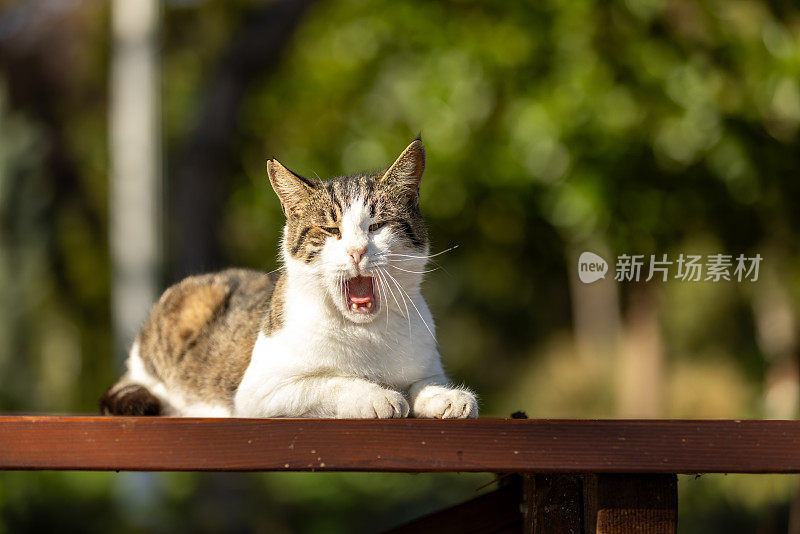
[378,268,407,321]
[386,257,452,278]
[386,254,432,260]
[385,270,429,341]
[380,268,411,336]
[383,273,396,331]
[389,265,439,274]
[375,272,390,331]
[381,276,390,331]
[386,245,458,260]
[392,256,455,279]
[384,269,437,344]
[384,257,432,263]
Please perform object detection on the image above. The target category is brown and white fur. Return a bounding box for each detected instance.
[100,139,478,419]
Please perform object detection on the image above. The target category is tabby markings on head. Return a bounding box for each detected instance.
[282,175,428,267]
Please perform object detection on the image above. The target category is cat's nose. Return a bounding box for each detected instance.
[347,245,367,266]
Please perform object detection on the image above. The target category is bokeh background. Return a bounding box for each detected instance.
[1,0,799,532]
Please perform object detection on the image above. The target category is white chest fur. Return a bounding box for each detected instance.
[233,270,443,417]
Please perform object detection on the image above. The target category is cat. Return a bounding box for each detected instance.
[99,138,479,419]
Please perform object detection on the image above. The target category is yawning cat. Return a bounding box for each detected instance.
[100,139,479,419]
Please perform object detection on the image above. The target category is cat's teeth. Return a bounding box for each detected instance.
[366,302,372,308]
[351,303,358,310]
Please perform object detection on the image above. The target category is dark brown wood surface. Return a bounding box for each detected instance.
[2,417,800,472]
[588,474,677,534]
[529,474,583,534]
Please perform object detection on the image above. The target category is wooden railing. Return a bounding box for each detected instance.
[2,417,799,532]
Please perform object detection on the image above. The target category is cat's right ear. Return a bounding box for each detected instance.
[267,159,317,216]
[380,138,425,202]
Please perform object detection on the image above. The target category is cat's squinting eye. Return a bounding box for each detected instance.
[369,221,387,232]
[321,226,340,237]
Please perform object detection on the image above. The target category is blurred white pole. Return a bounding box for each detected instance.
[109,0,161,366]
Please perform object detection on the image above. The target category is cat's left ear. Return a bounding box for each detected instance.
[267,159,318,216]
[380,138,425,201]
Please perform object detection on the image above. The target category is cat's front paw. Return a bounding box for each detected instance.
[413,388,478,419]
[337,388,410,419]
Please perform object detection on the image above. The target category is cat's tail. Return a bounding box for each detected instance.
[99,381,162,416]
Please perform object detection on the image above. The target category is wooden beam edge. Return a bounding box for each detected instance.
[1,417,799,473]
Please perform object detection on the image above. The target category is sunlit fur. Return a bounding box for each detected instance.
[236,140,478,418]
[102,139,479,419]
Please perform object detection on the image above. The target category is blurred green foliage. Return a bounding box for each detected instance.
[1,0,800,531]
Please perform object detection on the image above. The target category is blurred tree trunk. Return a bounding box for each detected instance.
[569,243,665,418]
[567,241,622,418]
[169,0,315,279]
[752,249,798,419]
[110,0,162,365]
[617,285,664,418]
[568,243,621,368]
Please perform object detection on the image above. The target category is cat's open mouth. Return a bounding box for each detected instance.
[342,275,378,318]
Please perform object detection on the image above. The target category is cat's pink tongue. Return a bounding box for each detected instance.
[347,276,374,304]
